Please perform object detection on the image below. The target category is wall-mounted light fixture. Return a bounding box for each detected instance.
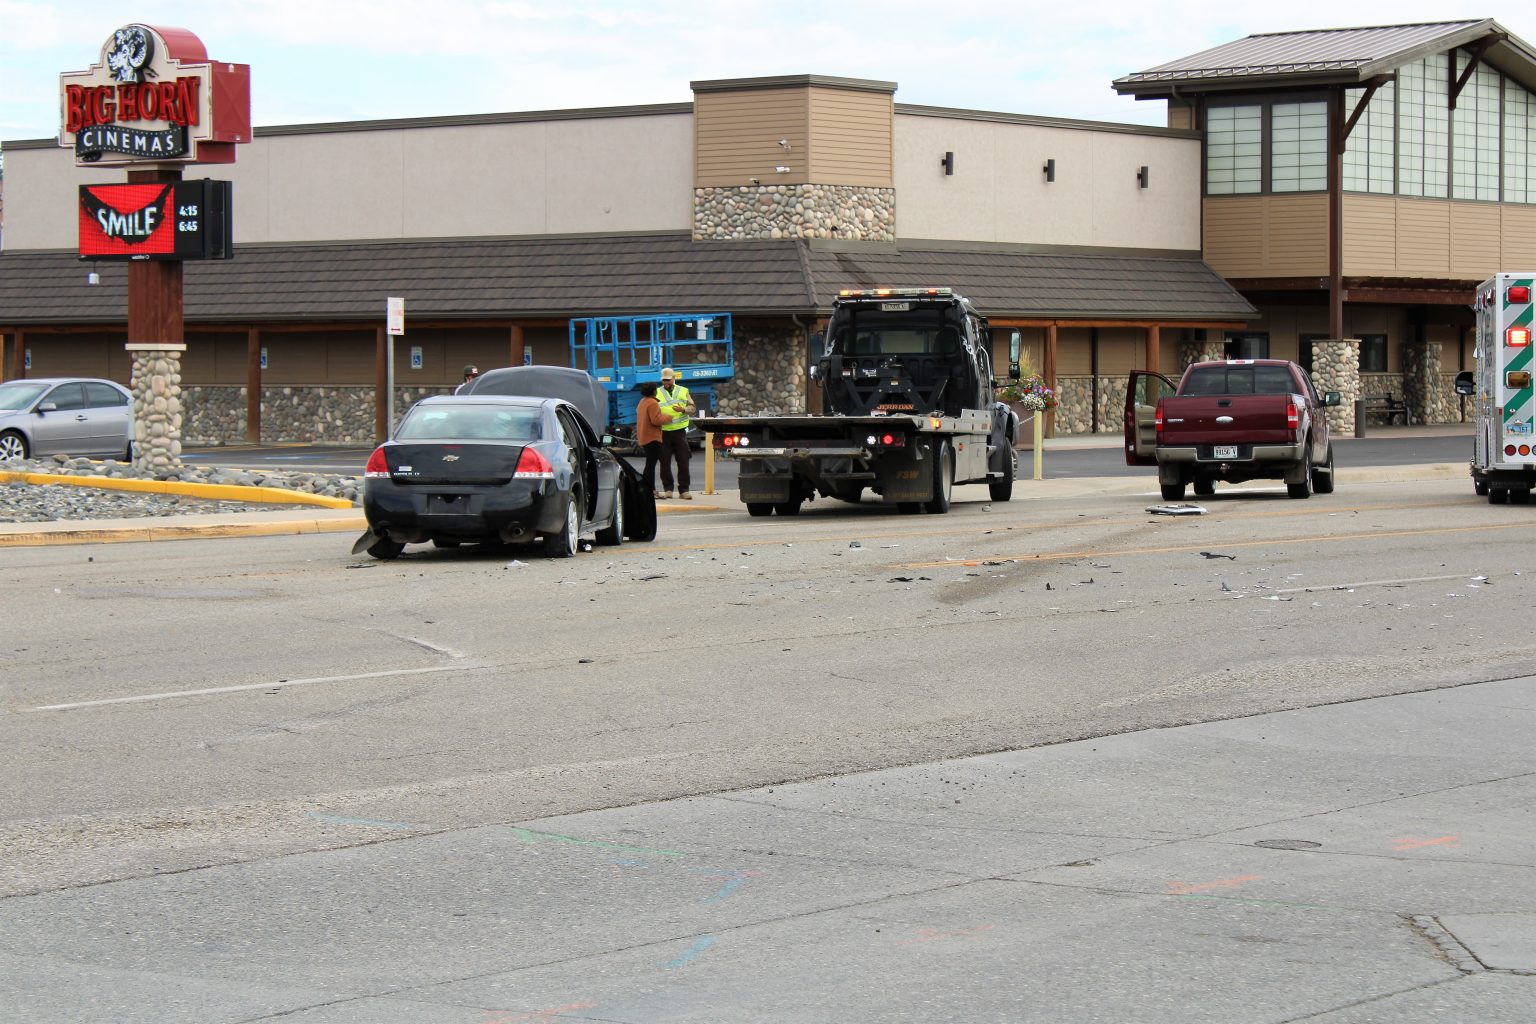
[777,139,791,150]
[941,151,955,176]
[774,165,791,173]
[1137,165,1149,189]
[749,177,761,185]
[1043,158,1055,182]
[86,271,101,286]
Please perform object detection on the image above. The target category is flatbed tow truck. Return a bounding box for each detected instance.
[693,287,1019,516]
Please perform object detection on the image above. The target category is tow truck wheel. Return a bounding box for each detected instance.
[775,498,803,516]
[988,447,1015,502]
[746,502,774,517]
[925,441,953,514]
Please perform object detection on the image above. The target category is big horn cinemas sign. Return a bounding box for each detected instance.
[59,24,249,165]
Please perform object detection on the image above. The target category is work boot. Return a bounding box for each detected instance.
[653,490,665,499]
[661,491,673,499]
[680,491,693,500]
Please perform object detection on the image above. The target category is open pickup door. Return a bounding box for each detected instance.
[1124,370,1176,466]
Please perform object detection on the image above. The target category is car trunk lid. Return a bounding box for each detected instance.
[383,443,524,485]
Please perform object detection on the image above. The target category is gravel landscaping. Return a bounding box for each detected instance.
[0,455,361,524]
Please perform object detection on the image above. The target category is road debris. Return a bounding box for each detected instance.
[1199,551,1237,560]
[1146,503,1207,515]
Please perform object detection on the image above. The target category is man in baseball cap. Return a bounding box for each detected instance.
[455,365,480,394]
[656,368,696,498]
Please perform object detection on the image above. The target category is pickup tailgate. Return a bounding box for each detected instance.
[1158,395,1298,447]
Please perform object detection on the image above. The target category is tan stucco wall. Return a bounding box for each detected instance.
[3,113,694,249]
[893,113,1201,249]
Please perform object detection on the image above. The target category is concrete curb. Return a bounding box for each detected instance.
[0,470,353,509]
[0,514,368,547]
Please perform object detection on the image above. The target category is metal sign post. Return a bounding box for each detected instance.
[386,297,405,432]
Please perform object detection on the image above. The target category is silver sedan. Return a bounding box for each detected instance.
[0,377,134,462]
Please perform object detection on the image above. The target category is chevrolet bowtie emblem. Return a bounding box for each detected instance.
[441,454,460,462]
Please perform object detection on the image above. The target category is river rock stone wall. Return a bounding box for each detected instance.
[1403,340,1458,424]
[1313,339,1361,435]
[714,325,805,416]
[1054,376,1127,436]
[130,350,184,471]
[1178,338,1226,367]
[694,185,896,241]
[180,386,458,445]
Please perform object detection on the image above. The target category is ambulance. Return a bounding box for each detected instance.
[1458,274,1536,503]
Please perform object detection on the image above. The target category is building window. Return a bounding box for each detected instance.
[1397,56,1449,198]
[1343,83,1395,194]
[1453,57,1501,201]
[1206,104,1263,194]
[1358,334,1388,373]
[1225,332,1270,359]
[1272,101,1329,192]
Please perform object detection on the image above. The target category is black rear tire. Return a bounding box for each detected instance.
[775,498,803,516]
[746,502,773,517]
[1287,457,1313,499]
[1491,487,1510,505]
[367,536,405,560]
[544,494,580,557]
[830,483,864,504]
[925,441,953,514]
[898,502,922,515]
[1193,477,1215,497]
[596,487,624,545]
[1160,481,1186,501]
[1474,477,1490,496]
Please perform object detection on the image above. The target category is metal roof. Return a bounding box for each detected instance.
[1115,19,1536,96]
[0,235,1252,326]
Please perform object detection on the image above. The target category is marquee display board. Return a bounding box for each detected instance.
[78,179,233,260]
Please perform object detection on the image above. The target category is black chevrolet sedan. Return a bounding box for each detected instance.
[358,369,655,559]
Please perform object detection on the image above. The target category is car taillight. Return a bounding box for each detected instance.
[364,447,390,478]
[1509,444,1533,457]
[1154,406,1164,433]
[1286,400,1300,430]
[514,448,555,479]
[1507,326,1531,348]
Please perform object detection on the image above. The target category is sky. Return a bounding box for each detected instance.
[4,1,1536,145]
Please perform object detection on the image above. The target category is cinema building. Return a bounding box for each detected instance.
[2,19,1533,442]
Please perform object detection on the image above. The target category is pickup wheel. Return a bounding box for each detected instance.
[1160,481,1186,501]
[925,441,953,514]
[1193,477,1215,497]
[1311,444,1336,495]
[1286,458,1313,499]
[746,502,774,517]
[988,446,1015,502]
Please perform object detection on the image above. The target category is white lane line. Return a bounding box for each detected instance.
[28,665,470,712]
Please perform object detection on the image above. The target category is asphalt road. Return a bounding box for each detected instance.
[3,473,1532,1021]
[184,430,1475,481]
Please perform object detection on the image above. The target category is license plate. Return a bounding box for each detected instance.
[1214,445,1238,459]
[881,302,911,311]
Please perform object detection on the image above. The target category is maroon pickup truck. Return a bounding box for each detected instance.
[1124,359,1341,501]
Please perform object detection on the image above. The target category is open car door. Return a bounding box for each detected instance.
[1124,370,1176,467]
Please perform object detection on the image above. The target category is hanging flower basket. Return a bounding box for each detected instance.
[996,373,1057,411]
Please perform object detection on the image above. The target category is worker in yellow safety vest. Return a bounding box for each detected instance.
[656,367,696,499]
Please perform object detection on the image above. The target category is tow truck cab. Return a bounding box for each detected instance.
[814,287,996,418]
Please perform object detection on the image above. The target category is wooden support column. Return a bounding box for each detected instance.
[1043,322,1058,439]
[1328,87,1345,341]
[509,323,525,367]
[2,330,23,380]
[1145,324,1161,375]
[246,328,262,444]
[375,326,389,443]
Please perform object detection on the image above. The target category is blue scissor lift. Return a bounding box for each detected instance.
[570,313,735,443]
